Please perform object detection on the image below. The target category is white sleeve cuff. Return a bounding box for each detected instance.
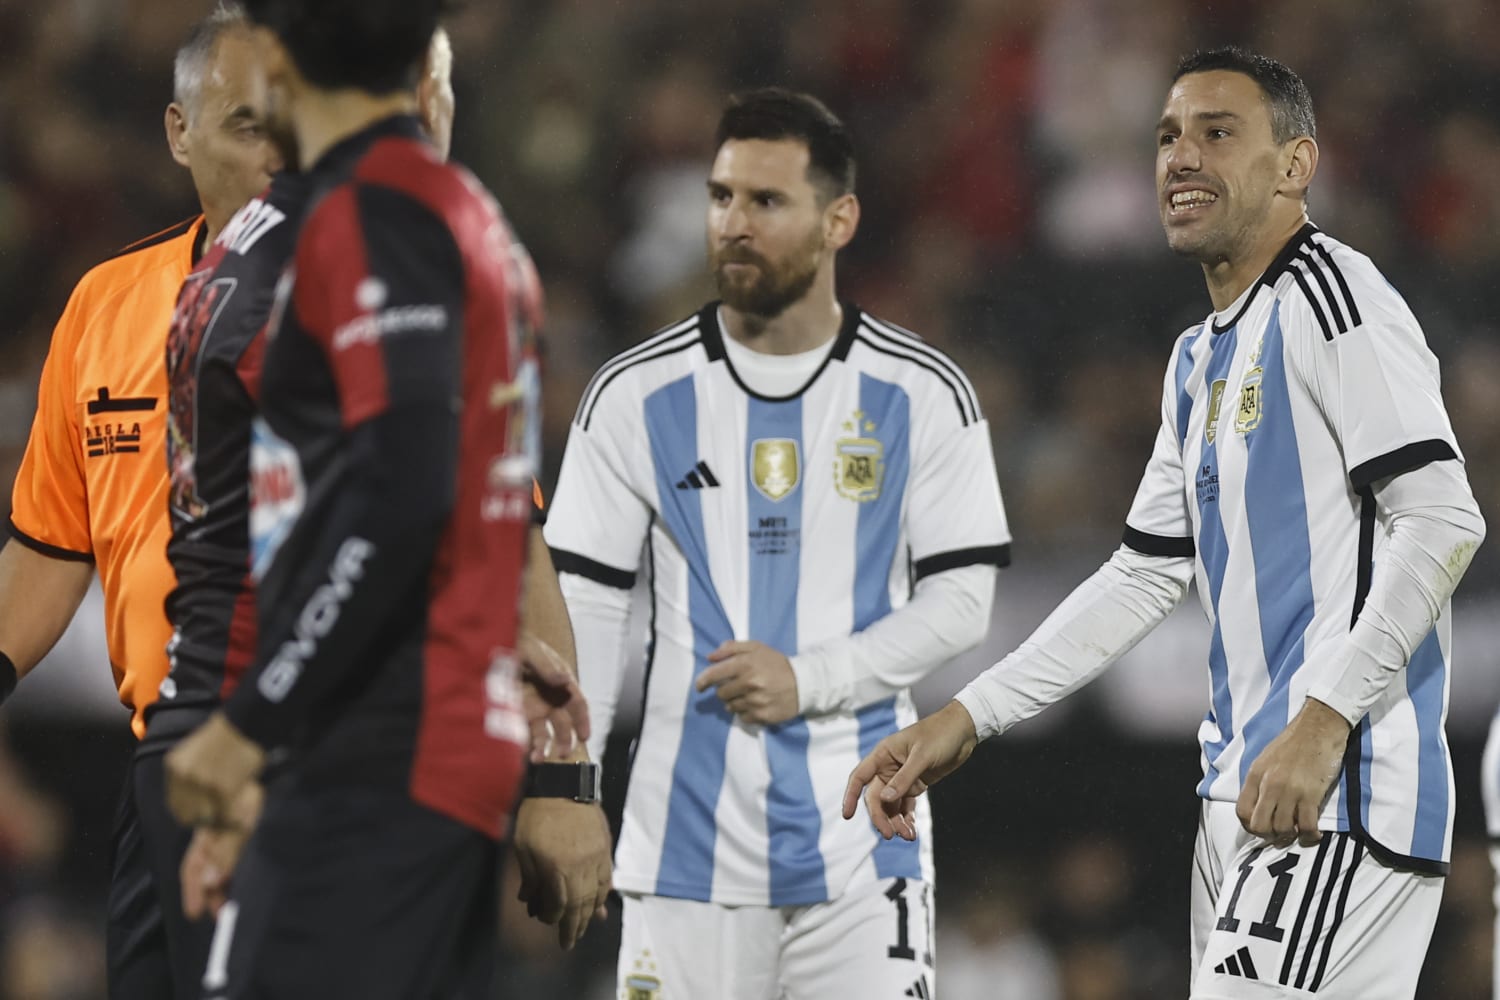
[789,646,855,716]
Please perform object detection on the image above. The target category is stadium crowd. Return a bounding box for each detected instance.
[1,0,1497,997]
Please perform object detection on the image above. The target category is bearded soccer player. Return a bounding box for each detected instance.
[161,0,583,994]
[0,8,280,997]
[545,89,1009,1000]
[163,23,609,952]
[847,47,1485,1000]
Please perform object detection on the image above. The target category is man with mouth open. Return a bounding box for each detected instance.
[847,45,1485,1000]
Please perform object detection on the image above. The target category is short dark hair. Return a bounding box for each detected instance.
[1173,46,1316,144]
[243,0,447,94]
[716,88,856,200]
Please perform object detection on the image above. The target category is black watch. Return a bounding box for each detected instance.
[524,761,602,803]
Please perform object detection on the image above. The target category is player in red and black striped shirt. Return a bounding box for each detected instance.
[163,2,605,994]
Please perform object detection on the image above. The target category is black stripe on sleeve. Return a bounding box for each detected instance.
[578,334,703,431]
[549,547,637,590]
[1295,251,1348,335]
[852,332,973,426]
[1348,439,1459,490]
[1312,240,1362,327]
[1289,265,1336,342]
[6,518,94,563]
[1121,526,1195,558]
[912,544,1011,582]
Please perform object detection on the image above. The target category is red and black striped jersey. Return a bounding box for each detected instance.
[153,173,312,744]
[223,116,543,840]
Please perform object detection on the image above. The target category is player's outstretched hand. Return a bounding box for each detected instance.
[513,795,614,950]
[842,700,979,840]
[181,781,263,919]
[165,712,265,831]
[518,631,591,763]
[696,641,799,725]
[1237,697,1350,848]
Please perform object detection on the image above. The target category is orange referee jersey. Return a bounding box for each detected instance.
[9,217,203,740]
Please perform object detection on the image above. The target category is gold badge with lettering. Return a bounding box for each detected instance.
[752,438,800,502]
[833,409,883,502]
[1235,366,1263,434]
[1204,379,1227,444]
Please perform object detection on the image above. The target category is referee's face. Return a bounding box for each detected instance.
[172,30,284,238]
[1156,70,1285,264]
[707,138,831,318]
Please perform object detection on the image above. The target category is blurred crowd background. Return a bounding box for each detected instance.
[1,0,1498,997]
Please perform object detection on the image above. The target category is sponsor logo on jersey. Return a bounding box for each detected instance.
[833,408,883,502]
[1205,378,1227,444]
[483,649,528,744]
[248,418,306,581]
[257,536,375,703]
[216,196,287,256]
[330,304,448,351]
[751,438,800,502]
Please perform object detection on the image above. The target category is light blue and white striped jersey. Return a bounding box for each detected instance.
[1124,224,1463,872]
[547,303,1009,905]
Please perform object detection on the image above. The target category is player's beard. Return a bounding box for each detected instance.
[711,228,824,319]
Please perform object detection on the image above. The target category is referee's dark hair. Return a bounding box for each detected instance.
[1173,46,1317,144]
[242,0,450,95]
[716,88,856,203]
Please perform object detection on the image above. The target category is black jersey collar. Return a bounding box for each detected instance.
[700,300,859,402]
[306,113,429,180]
[1210,221,1319,334]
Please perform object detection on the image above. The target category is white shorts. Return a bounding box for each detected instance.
[1189,800,1442,999]
[617,874,934,1000]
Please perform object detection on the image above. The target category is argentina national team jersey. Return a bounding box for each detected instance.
[546,303,1009,905]
[1124,224,1463,873]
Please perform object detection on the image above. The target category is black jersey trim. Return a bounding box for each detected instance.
[912,544,1011,582]
[1308,839,1363,992]
[549,548,637,590]
[1348,439,1458,491]
[1294,251,1349,336]
[106,216,201,262]
[703,301,859,403]
[575,317,701,428]
[1210,223,1319,334]
[1279,835,1331,986]
[1288,263,1336,342]
[860,316,981,424]
[1310,238,1362,327]
[852,328,974,426]
[1122,526,1195,558]
[5,518,94,563]
[577,331,704,432]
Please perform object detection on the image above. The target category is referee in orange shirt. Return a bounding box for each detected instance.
[0,8,280,998]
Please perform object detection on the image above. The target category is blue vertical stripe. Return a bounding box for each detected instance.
[851,375,920,878]
[746,397,825,905]
[646,376,736,900]
[1175,325,1206,447]
[1238,311,1316,782]
[1194,326,1239,799]
[1404,629,1450,858]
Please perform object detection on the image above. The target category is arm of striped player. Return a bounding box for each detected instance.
[954,545,1194,740]
[554,572,632,768]
[1303,459,1485,725]
[790,563,995,715]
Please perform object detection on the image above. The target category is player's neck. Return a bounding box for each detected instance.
[1200,210,1311,312]
[720,278,842,357]
[292,89,420,173]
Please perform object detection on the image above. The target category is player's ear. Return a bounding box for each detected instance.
[1281,135,1318,200]
[166,103,192,169]
[824,192,860,251]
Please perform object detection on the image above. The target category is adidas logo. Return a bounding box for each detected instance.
[1212,945,1260,980]
[675,461,720,490]
[904,976,931,999]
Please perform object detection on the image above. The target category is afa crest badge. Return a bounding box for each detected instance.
[1235,366,1264,435]
[833,409,883,502]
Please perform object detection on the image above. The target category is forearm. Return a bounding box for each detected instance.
[791,565,995,715]
[955,545,1193,740]
[1306,461,1486,724]
[557,571,632,766]
[523,528,579,675]
[224,407,455,747]
[0,541,93,685]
